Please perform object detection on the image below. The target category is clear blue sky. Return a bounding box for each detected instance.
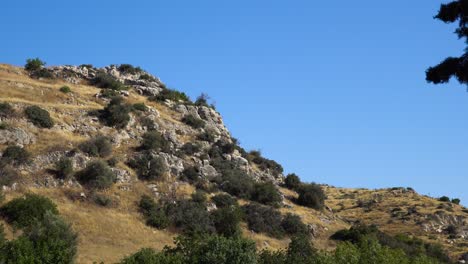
[1,0,467,205]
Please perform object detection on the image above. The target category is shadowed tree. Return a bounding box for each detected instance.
[426,0,468,86]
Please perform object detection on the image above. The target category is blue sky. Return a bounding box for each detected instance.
[1,0,467,205]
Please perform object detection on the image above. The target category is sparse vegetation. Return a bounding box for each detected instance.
[247,150,283,175]
[0,163,19,186]
[180,142,201,156]
[132,102,148,112]
[76,160,116,189]
[59,85,72,93]
[1,145,31,165]
[79,136,113,158]
[91,73,126,90]
[54,157,73,179]
[92,193,113,207]
[25,105,54,128]
[139,73,156,82]
[118,64,143,74]
[0,102,14,118]
[149,88,190,102]
[182,114,205,129]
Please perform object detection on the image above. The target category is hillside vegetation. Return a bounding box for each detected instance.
[0,62,466,263]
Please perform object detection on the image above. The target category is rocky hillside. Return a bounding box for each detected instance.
[0,63,466,263]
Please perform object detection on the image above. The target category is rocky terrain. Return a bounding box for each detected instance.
[0,63,466,263]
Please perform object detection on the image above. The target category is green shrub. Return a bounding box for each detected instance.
[76,160,116,189]
[281,213,308,236]
[296,183,325,210]
[180,166,200,182]
[79,136,113,158]
[0,102,14,118]
[118,64,143,74]
[0,123,7,130]
[286,234,316,264]
[1,194,59,228]
[242,203,284,238]
[198,129,217,142]
[140,131,170,152]
[180,142,201,156]
[128,154,167,181]
[257,249,287,264]
[219,169,254,199]
[0,163,19,186]
[92,193,113,207]
[439,196,450,202]
[211,193,238,208]
[139,74,156,82]
[182,114,205,129]
[54,157,73,179]
[101,96,132,128]
[1,145,30,165]
[133,103,148,112]
[247,150,283,175]
[1,212,77,264]
[59,86,71,93]
[150,89,190,102]
[140,117,158,131]
[191,190,207,204]
[167,200,214,235]
[451,198,461,205]
[212,206,242,238]
[119,248,183,264]
[91,73,126,90]
[100,88,119,98]
[251,182,282,207]
[195,93,210,107]
[25,105,54,128]
[32,68,54,79]
[24,58,45,72]
[284,173,301,190]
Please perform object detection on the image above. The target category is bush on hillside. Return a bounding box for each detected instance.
[180,142,201,156]
[251,181,282,207]
[25,105,54,128]
[197,129,217,142]
[54,157,73,179]
[24,58,46,72]
[451,198,461,205]
[242,203,284,238]
[79,136,113,158]
[0,163,19,186]
[180,166,200,183]
[247,150,283,175]
[119,248,183,264]
[128,154,167,181]
[138,195,170,229]
[140,131,170,152]
[191,190,207,204]
[182,114,205,129]
[1,145,30,166]
[211,193,238,208]
[132,103,148,112]
[139,74,156,82]
[167,200,215,235]
[0,102,14,118]
[439,196,450,202]
[284,173,301,190]
[296,183,326,210]
[59,86,71,93]
[286,234,316,263]
[91,73,126,90]
[118,64,143,74]
[1,194,59,228]
[140,117,158,131]
[218,169,254,199]
[76,160,116,189]
[211,206,242,238]
[149,89,190,102]
[281,213,309,236]
[101,96,132,128]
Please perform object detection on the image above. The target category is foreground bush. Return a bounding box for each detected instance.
[1,194,59,228]
[1,145,30,165]
[25,105,54,128]
[79,136,113,157]
[119,248,183,264]
[296,183,326,210]
[76,160,116,189]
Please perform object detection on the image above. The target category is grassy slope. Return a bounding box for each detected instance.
[0,64,466,263]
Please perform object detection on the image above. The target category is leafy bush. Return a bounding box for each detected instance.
[140,131,170,152]
[284,173,301,190]
[1,194,59,228]
[150,89,190,102]
[118,64,143,74]
[100,88,119,98]
[59,86,71,93]
[180,142,201,156]
[92,193,113,207]
[101,96,132,128]
[180,166,200,182]
[0,123,8,130]
[0,163,19,186]
[128,154,167,181]
[212,206,242,238]
[191,190,207,204]
[247,150,283,175]
[281,213,308,236]
[138,195,170,229]
[1,145,30,165]
[195,93,210,107]
[91,73,126,90]
[242,203,284,238]
[139,74,156,82]
[211,193,238,208]
[79,136,113,157]
[0,102,14,118]
[25,105,54,128]
[119,248,183,264]
[451,198,461,205]
[296,183,326,210]
[198,129,217,142]
[251,182,282,207]
[76,160,116,189]
[54,157,73,179]
[219,169,254,199]
[439,196,450,202]
[286,234,316,264]
[132,102,148,112]
[140,116,158,131]
[24,58,45,72]
[1,212,77,264]
[167,200,214,235]
[182,114,205,129]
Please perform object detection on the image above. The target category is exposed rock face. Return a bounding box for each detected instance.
[0,127,36,146]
